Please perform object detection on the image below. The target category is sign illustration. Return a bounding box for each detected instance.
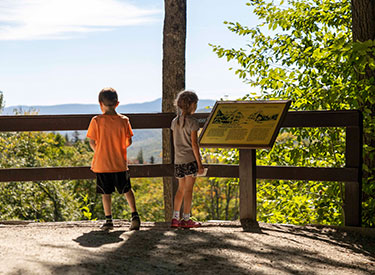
[199,100,291,149]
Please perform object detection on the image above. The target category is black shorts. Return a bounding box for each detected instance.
[174,161,198,179]
[96,171,131,194]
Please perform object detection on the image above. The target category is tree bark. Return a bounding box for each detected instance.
[351,0,375,224]
[162,0,186,221]
[352,0,375,42]
[352,0,375,79]
[351,0,375,159]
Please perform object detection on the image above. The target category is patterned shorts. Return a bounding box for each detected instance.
[174,161,198,179]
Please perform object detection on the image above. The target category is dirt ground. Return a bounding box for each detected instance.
[0,220,374,275]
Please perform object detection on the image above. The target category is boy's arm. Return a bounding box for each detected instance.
[125,118,133,148]
[191,130,204,174]
[87,117,97,151]
[89,138,96,152]
[126,137,132,148]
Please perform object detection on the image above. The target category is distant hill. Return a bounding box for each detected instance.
[2,98,215,115]
[2,98,215,163]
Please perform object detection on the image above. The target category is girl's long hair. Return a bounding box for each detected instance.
[174,90,198,128]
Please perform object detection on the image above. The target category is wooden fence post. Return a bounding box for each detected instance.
[344,111,363,226]
[239,149,258,226]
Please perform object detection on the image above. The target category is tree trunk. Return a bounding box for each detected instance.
[352,0,375,42]
[351,0,375,225]
[352,0,375,80]
[162,0,186,221]
[351,1,375,163]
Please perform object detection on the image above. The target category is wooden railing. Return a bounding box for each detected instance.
[0,110,363,226]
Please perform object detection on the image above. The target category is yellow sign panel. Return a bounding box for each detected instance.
[199,100,291,149]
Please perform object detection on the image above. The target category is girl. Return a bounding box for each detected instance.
[170,90,204,228]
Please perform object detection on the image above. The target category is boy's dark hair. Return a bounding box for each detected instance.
[99,87,118,106]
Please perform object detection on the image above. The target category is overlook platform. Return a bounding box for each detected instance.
[0,221,374,274]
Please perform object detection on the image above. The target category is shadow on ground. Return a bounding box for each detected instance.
[11,222,375,275]
[73,230,126,248]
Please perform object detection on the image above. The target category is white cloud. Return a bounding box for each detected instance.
[0,0,161,40]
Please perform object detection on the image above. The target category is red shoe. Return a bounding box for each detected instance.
[171,218,180,228]
[180,219,201,228]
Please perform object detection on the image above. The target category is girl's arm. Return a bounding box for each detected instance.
[191,130,204,174]
[89,138,96,152]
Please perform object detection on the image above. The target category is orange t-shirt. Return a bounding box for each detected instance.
[87,114,133,173]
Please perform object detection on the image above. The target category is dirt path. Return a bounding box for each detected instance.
[0,220,374,274]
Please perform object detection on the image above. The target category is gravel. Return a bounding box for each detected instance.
[0,220,374,275]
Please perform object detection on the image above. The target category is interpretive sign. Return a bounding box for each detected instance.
[199,100,291,149]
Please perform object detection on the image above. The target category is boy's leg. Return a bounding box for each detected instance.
[124,189,140,230]
[115,171,140,230]
[102,194,112,216]
[96,173,115,230]
[124,189,137,213]
[101,194,114,230]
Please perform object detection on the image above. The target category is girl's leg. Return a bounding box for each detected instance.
[182,176,196,215]
[173,177,186,212]
[171,178,186,227]
[180,176,201,228]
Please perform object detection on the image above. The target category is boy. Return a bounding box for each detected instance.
[87,87,140,231]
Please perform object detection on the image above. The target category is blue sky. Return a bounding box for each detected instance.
[0,0,259,107]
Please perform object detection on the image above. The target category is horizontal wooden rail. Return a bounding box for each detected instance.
[282,110,362,128]
[0,165,174,182]
[0,164,359,182]
[0,110,362,132]
[0,113,176,131]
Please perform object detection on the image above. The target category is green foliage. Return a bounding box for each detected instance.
[79,194,96,221]
[131,178,164,221]
[0,131,166,222]
[0,131,93,221]
[257,129,345,225]
[201,134,345,226]
[0,126,349,225]
[210,0,375,226]
[193,177,239,221]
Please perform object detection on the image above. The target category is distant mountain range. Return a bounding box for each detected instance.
[2,98,215,163]
[2,98,215,115]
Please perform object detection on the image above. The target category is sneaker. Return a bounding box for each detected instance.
[100,221,114,230]
[180,219,201,228]
[171,218,180,228]
[129,215,141,231]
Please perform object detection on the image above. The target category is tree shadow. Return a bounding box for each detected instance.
[17,222,375,274]
[44,223,265,274]
[262,224,375,257]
